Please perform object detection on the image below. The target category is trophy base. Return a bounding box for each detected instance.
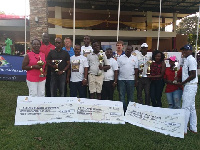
[39,75,45,77]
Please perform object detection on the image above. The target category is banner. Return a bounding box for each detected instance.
[15,96,125,125]
[0,55,26,81]
[125,102,185,138]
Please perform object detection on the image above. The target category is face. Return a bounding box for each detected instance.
[155,53,161,62]
[116,44,123,51]
[42,33,49,43]
[64,39,72,48]
[169,60,175,67]
[105,50,113,59]
[55,38,62,48]
[92,42,100,52]
[83,36,90,46]
[182,49,192,58]
[74,45,81,56]
[141,48,147,56]
[32,40,41,52]
[125,46,133,56]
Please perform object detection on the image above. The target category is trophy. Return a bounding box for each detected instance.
[52,60,62,72]
[97,50,104,75]
[173,62,179,84]
[146,60,153,75]
[37,56,45,77]
[164,52,168,59]
[139,63,144,78]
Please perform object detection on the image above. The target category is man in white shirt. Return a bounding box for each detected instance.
[113,40,125,60]
[137,43,151,105]
[117,45,138,112]
[87,41,110,100]
[179,45,198,135]
[102,48,118,100]
[81,35,93,57]
[68,45,88,98]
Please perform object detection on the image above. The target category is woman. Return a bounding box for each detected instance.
[164,56,183,109]
[22,39,47,97]
[148,50,166,107]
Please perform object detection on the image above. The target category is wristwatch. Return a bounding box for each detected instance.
[62,70,65,73]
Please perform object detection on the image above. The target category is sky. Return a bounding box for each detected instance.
[0,0,30,16]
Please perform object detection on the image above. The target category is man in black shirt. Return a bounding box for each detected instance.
[47,37,70,97]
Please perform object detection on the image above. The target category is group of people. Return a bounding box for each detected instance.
[22,33,198,135]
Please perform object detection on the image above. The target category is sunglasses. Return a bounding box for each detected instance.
[55,42,61,44]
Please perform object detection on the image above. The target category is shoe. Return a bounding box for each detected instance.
[188,128,197,134]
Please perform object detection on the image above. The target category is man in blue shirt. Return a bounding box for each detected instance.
[62,37,74,57]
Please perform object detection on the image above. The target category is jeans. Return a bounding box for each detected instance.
[137,77,151,105]
[166,89,182,109]
[70,81,87,98]
[101,80,114,100]
[118,80,135,112]
[150,79,165,107]
[51,72,66,97]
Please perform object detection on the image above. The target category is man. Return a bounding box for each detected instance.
[4,34,12,55]
[40,33,55,97]
[47,37,70,97]
[87,41,110,100]
[101,48,118,100]
[81,35,93,57]
[62,37,74,57]
[179,44,198,134]
[62,37,74,97]
[113,40,125,60]
[68,45,88,98]
[117,45,138,113]
[137,43,151,105]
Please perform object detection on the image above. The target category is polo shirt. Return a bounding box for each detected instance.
[62,47,74,57]
[182,55,198,85]
[164,67,183,93]
[87,52,109,75]
[113,51,125,58]
[40,42,55,58]
[117,54,138,80]
[104,58,118,81]
[70,55,89,82]
[47,49,70,72]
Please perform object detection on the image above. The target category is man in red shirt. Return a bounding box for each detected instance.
[40,33,55,97]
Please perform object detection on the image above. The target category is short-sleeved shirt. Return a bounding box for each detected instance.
[47,49,70,72]
[5,38,12,55]
[62,47,75,57]
[81,46,93,57]
[70,55,89,82]
[150,61,163,80]
[40,42,55,58]
[137,54,151,77]
[182,55,198,85]
[117,55,138,80]
[104,58,118,81]
[87,52,109,75]
[164,67,183,93]
[113,51,125,59]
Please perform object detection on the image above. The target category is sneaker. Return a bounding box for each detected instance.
[188,127,197,134]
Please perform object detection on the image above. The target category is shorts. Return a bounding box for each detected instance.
[88,74,104,93]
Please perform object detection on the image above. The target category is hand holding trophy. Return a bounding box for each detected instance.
[37,56,45,77]
[146,60,153,75]
[173,61,179,84]
[98,50,104,76]
[139,63,144,78]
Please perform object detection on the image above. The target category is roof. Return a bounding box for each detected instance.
[47,0,200,14]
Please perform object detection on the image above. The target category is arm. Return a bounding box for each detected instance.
[181,70,196,85]
[66,65,71,84]
[134,68,139,86]
[112,70,118,88]
[22,54,41,70]
[82,67,88,85]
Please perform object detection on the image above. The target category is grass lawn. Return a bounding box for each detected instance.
[0,81,200,150]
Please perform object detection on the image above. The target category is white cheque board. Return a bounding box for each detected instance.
[125,102,185,138]
[15,96,125,125]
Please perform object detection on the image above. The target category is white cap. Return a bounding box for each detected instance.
[141,43,148,48]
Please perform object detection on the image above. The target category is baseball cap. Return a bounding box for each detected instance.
[180,44,192,50]
[169,56,176,61]
[141,43,148,48]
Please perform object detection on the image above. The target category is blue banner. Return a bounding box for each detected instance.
[0,55,26,81]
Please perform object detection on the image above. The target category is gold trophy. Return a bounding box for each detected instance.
[37,56,45,77]
[146,60,152,75]
[52,60,62,72]
[139,63,144,78]
[164,52,168,59]
[97,50,104,76]
[173,62,178,84]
